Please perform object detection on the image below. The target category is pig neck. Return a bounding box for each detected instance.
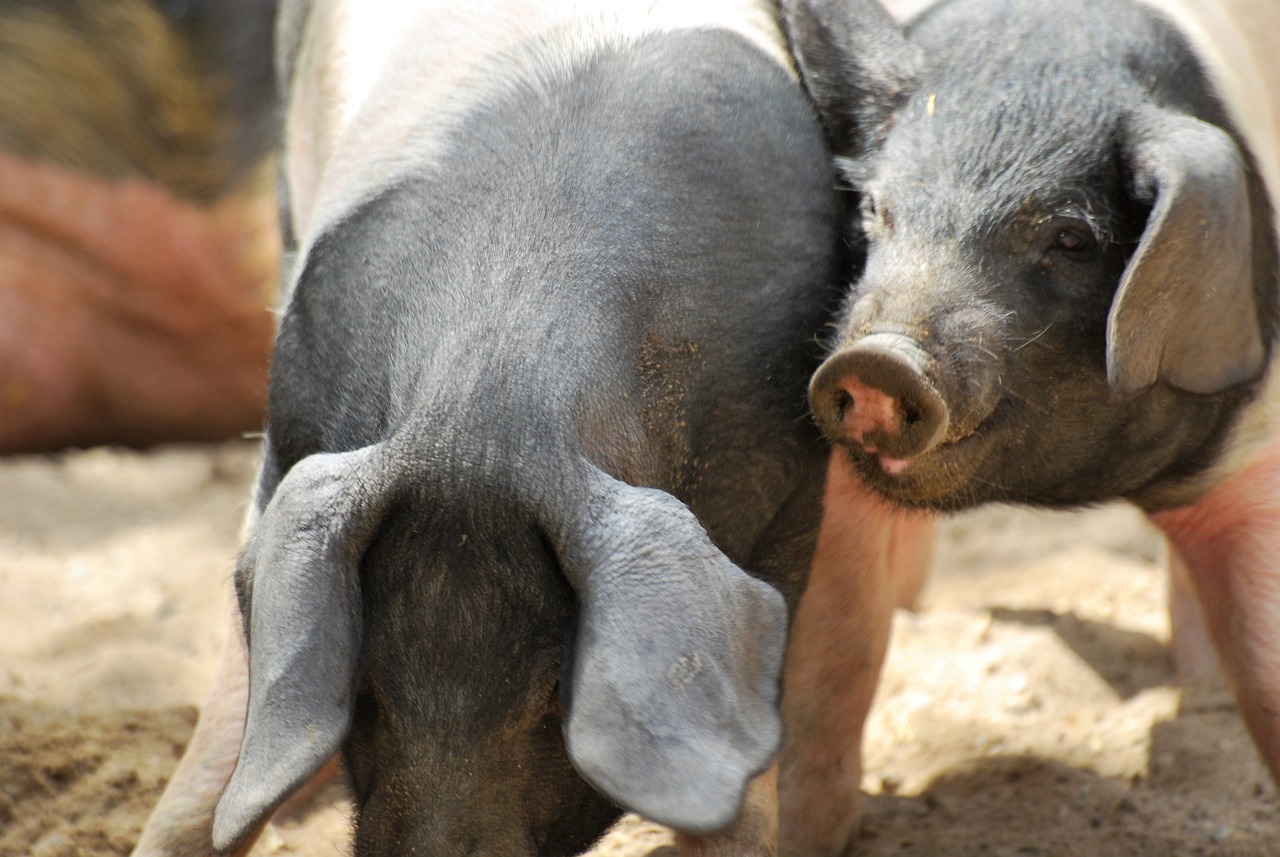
[1150,430,1280,548]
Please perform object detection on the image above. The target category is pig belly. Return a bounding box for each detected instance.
[0,153,278,452]
[1149,434,1280,783]
[779,452,935,856]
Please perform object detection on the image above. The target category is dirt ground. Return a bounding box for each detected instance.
[1,441,1277,856]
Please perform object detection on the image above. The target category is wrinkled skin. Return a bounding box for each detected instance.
[787,0,1280,803]
[0,0,280,453]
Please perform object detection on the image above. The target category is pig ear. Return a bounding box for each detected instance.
[212,445,388,854]
[1108,110,1266,397]
[780,0,919,154]
[554,467,786,835]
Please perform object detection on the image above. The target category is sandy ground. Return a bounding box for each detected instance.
[2,441,1278,856]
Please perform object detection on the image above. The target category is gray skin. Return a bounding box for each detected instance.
[785,0,1278,512]
[210,26,843,857]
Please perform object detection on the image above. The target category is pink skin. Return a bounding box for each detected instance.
[0,152,278,453]
[131,594,253,857]
[1164,543,1223,681]
[1149,434,1280,782]
[834,376,916,476]
[676,766,779,857]
[131,593,338,857]
[778,452,934,856]
[836,377,901,454]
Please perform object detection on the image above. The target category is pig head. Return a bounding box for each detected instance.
[788,0,1277,512]
[206,2,847,854]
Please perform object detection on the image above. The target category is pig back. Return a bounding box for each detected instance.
[269,5,843,585]
[218,3,845,849]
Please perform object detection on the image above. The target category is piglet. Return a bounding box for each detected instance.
[786,0,1280,798]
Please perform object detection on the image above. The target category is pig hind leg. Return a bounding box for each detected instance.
[675,766,778,856]
[1151,448,1280,784]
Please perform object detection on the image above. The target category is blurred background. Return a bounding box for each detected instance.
[0,0,280,455]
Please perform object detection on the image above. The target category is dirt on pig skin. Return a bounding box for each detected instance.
[2,442,1279,856]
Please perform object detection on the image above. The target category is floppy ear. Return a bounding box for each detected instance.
[780,0,919,155]
[212,444,388,854]
[553,466,787,835]
[1108,109,1266,397]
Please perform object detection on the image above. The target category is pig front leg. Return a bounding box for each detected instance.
[132,593,339,857]
[1149,442,1280,784]
[132,593,254,857]
[778,453,934,856]
[1164,542,1223,681]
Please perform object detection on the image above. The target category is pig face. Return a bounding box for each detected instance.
[789,0,1278,511]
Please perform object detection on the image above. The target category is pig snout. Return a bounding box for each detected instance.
[809,332,949,462]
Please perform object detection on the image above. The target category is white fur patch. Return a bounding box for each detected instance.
[284,0,794,273]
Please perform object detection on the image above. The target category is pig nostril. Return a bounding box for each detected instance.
[901,400,922,426]
[833,388,854,420]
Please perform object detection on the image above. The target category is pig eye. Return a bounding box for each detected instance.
[1042,222,1094,260]
[1055,231,1083,251]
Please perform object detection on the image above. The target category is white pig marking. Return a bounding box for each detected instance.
[282,0,795,297]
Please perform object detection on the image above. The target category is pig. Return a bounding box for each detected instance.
[785,0,1280,800]
[0,0,280,453]
[133,1,934,856]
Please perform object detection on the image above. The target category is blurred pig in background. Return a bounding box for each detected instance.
[0,0,280,453]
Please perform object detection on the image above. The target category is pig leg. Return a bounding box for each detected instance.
[1164,542,1223,681]
[890,509,933,611]
[132,593,253,857]
[1149,443,1280,784]
[132,593,339,857]
[675,766,778,857]
[778,453,934,857]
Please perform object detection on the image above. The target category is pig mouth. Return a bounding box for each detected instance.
[839,403,1006,512]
